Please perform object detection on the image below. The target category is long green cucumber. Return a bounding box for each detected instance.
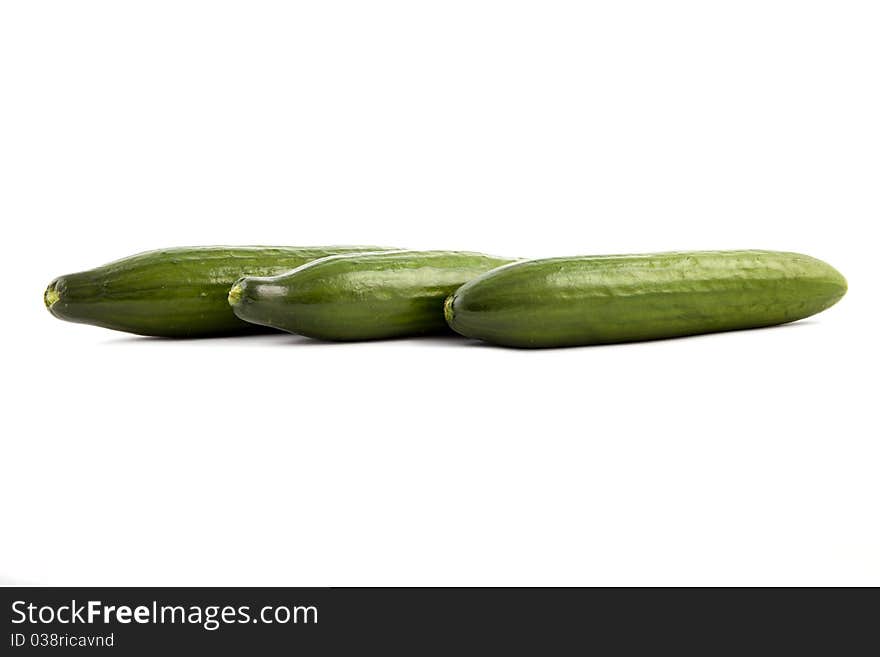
[45,246,394,337]
[229,250,515,341]
[444,250,847,348]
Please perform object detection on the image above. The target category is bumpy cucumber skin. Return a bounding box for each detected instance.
[444,250,847,348]
[230,250,515,341]
[45,246,394,337]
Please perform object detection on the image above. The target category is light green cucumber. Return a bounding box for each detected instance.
[444,250,847,348]
[229,250,515,340]
[45,245,395,337]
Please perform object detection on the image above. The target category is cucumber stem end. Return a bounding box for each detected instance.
[44,283,60,309]
[443,295,456,325]
[228,283,243,306]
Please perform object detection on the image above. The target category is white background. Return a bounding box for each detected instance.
[1,1,877,586]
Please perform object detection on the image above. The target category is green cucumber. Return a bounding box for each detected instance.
[45,245,394,337]
[444,250,847,348]
[229,250,515,341]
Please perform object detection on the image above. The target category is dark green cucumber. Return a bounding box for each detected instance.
[229,250,515,341]
[45,246,394,337]
[444,250,847,348]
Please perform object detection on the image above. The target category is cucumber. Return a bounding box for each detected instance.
[229,250,515,341]
[444,250,847,348]
[45,246,395,337]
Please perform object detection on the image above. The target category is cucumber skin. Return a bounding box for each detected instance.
[444,250,847,348]
[45,246,395,337]
[230,250,516,341]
